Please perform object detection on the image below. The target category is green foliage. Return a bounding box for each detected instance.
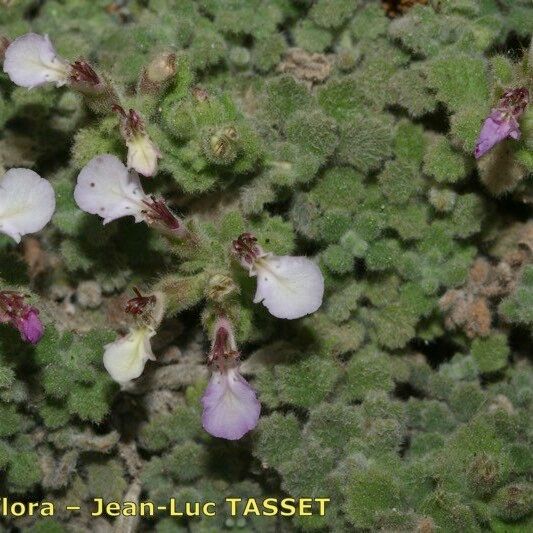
[86,460,128,502]
[293,19,332,53]
[34,328,115,423]
[309,0,357,29]
[0,0,531,531]
[337,113,394,172]
[423,135,470,183]
[499,265,533,326]
[255,412,301,469]
[389,5,462,58]
[426,54,490,113]
[472,334,510,373]
[340,347,393,401]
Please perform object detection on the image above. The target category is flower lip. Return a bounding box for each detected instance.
[201,316,261,440]
[0,167,56,243]
[3,33,71,89]
[201,367,261,440]
[232,232,325,319]
[114,106,161,177]
[252,254,325,319]
[103,327,156,385]
[17,307,44,344]
[74,154,148,224]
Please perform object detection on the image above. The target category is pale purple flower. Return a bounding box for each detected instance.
[474,111,520,159]
[201,317,261,440]
[0,291,44,345]
[232,233,324,319]
[475,88,529,159]
[202,367,261,440]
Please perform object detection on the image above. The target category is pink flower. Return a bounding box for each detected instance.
[0,291,44,345]
[201,318,260,440]
[15,308,44,344]
[474,111,520,159]
[475,88,529,159]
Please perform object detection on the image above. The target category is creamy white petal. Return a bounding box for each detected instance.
[3,33,70,89]
[127,135,161,177]
[0,168,56,243]
[74,154,148,224]
[201,368,261,440]
[103,328,155,385]
[253,255,324,319]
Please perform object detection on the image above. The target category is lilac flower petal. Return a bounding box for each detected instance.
[474,111,521,159]
[16,308,44,344]
[201,368,261,440]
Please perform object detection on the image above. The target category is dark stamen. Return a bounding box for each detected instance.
[142,196,181,231]
[232,232,261,264]
[70,60,101,86]
[124,287,156,315]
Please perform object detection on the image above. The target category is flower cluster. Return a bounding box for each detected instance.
[475,87,529,159]
[0,31,327,440]
[0,291,44,344]
[3,33,160,177]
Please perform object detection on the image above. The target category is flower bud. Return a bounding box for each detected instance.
[206,274,238,303]
[139,52,176,94]
[203,125,239,166]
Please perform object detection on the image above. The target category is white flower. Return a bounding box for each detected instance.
[252,255,324,319]
[103,327,156,385]
[74,154,148,225]
[3,33,71,89]
[0,168,56,243]
[232,233,324,319]
[127,134,161,178]
[114,107,161,178]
